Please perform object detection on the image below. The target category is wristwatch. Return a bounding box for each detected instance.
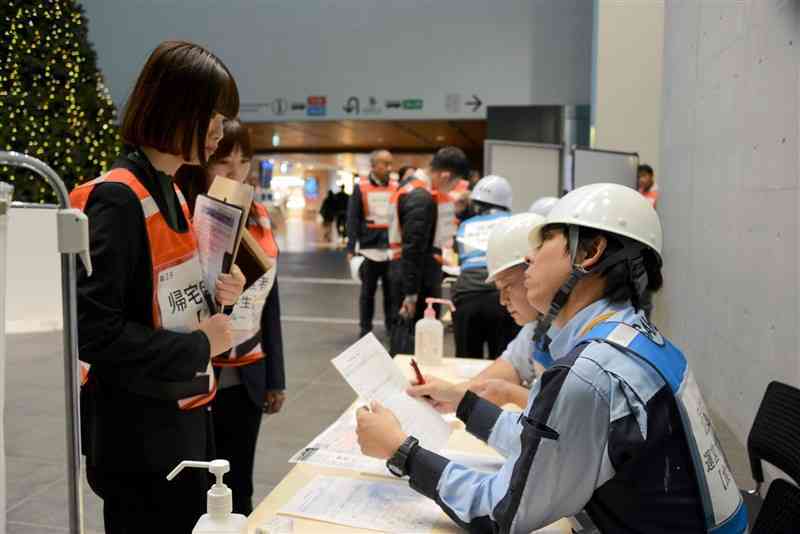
[386,436,419,477]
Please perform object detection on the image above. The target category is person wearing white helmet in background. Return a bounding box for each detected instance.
[355,183,746,533]
[411,212,548,414]
[528,195,558,217]
[451,175,517,359]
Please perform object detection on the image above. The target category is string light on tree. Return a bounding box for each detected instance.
[0,0,120,203]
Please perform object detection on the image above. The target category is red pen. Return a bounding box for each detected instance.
[410,358,426,385]
[410,359,433,400]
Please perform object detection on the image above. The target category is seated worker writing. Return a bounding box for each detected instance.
[355,184,747,533]
[420,212,549,413]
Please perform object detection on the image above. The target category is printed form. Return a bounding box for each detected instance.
[278,475,449,533]
[331,334,452,451]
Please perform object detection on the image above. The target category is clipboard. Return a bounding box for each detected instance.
[207,175,255,266]
[239,229,275,291]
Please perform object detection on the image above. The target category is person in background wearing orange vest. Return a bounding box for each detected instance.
[389,147,470,321]
[638,163,659,209]
[175,118,286,515]
[346,150,398,337]
[72,41,245,533]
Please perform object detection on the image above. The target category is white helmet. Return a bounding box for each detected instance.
[470,175,512,211]
[528,196,559,217]
[485,212,546,283]
[529,183,662,257]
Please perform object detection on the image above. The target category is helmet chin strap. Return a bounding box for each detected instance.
[532,226,649,346]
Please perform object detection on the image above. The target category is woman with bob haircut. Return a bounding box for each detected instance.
[71,41,246,533]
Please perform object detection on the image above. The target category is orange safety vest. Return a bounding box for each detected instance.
[360,178,398,229]
[213,202,279,368]
[448,178,470,202]
[432,188,457,256]
[388,178,428,260]
[71,169,216,410]
[388,179,457,264]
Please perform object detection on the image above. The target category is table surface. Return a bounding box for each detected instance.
[247,356,571,534]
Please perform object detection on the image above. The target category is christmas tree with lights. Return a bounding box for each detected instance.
[0,0,120,203]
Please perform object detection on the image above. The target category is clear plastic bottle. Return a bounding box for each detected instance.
[414,298,455,365]
[167,459,248,534]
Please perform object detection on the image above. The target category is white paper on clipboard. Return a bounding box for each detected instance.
[193,194,243,302]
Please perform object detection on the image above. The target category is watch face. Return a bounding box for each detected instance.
[387,460,404,477]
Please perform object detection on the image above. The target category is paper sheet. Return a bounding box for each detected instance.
[193,194,243,303]
[279,476,448,533]
[289,407,390,476]
[331,334,452,451]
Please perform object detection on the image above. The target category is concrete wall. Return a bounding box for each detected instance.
[660,0,799,483]
[81,0,593,121]
[593,0,664,172]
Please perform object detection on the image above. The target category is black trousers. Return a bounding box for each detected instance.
[359,258,393,334]
[87,464,208,534]
[389,260,442,322]
[453,290,519,359]
[212,384,264,515]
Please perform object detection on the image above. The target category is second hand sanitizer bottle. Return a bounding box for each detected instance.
[414,297,455,365]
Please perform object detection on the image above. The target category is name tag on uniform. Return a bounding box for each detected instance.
[156,255,210,333]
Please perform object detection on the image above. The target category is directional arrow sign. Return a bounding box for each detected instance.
[343,96,360,114]
[466,94,482,112]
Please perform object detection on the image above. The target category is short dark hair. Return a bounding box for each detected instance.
[431,146,469,179]
[175,119,253,212]
[208,118,253,164]
[638,164,654,176]
[121,41,239,163]
[397,166,414,180]
[543,223,663,308]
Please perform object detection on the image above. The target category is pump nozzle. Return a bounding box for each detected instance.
[425,298,455,313]
[168,460,233,519]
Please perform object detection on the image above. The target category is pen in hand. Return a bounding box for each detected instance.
[410,359,432,400]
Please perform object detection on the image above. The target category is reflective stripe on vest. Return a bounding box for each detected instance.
[360,180,397,229]
[578,321,748,534]
[71,169,216,410]
[456,212,510,270]
[432,190,457,253]
[213,202,278,368]
[388,178,427,260]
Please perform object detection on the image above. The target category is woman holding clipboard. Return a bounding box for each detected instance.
[177,118,286,515]
[72,41,246,533]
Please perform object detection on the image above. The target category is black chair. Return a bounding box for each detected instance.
[745,381,800,530]
[751,478,800,534]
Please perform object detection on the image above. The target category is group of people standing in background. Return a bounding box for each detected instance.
[346,146,519,358]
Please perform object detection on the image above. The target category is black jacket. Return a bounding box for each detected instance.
[77,151,213,473]
[233,276,286,407]
[395,178,440,296]
[346,176,390,254]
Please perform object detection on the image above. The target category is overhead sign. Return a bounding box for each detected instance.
[343,96,360,114]
[402,99,424,110]
[465,94,482,112]
[307,96,327,116]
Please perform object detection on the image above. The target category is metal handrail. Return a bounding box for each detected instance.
[0,151,84,534]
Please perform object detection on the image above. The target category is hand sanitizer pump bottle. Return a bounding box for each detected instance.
[167,459,248,533]
[414,298,455,365]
